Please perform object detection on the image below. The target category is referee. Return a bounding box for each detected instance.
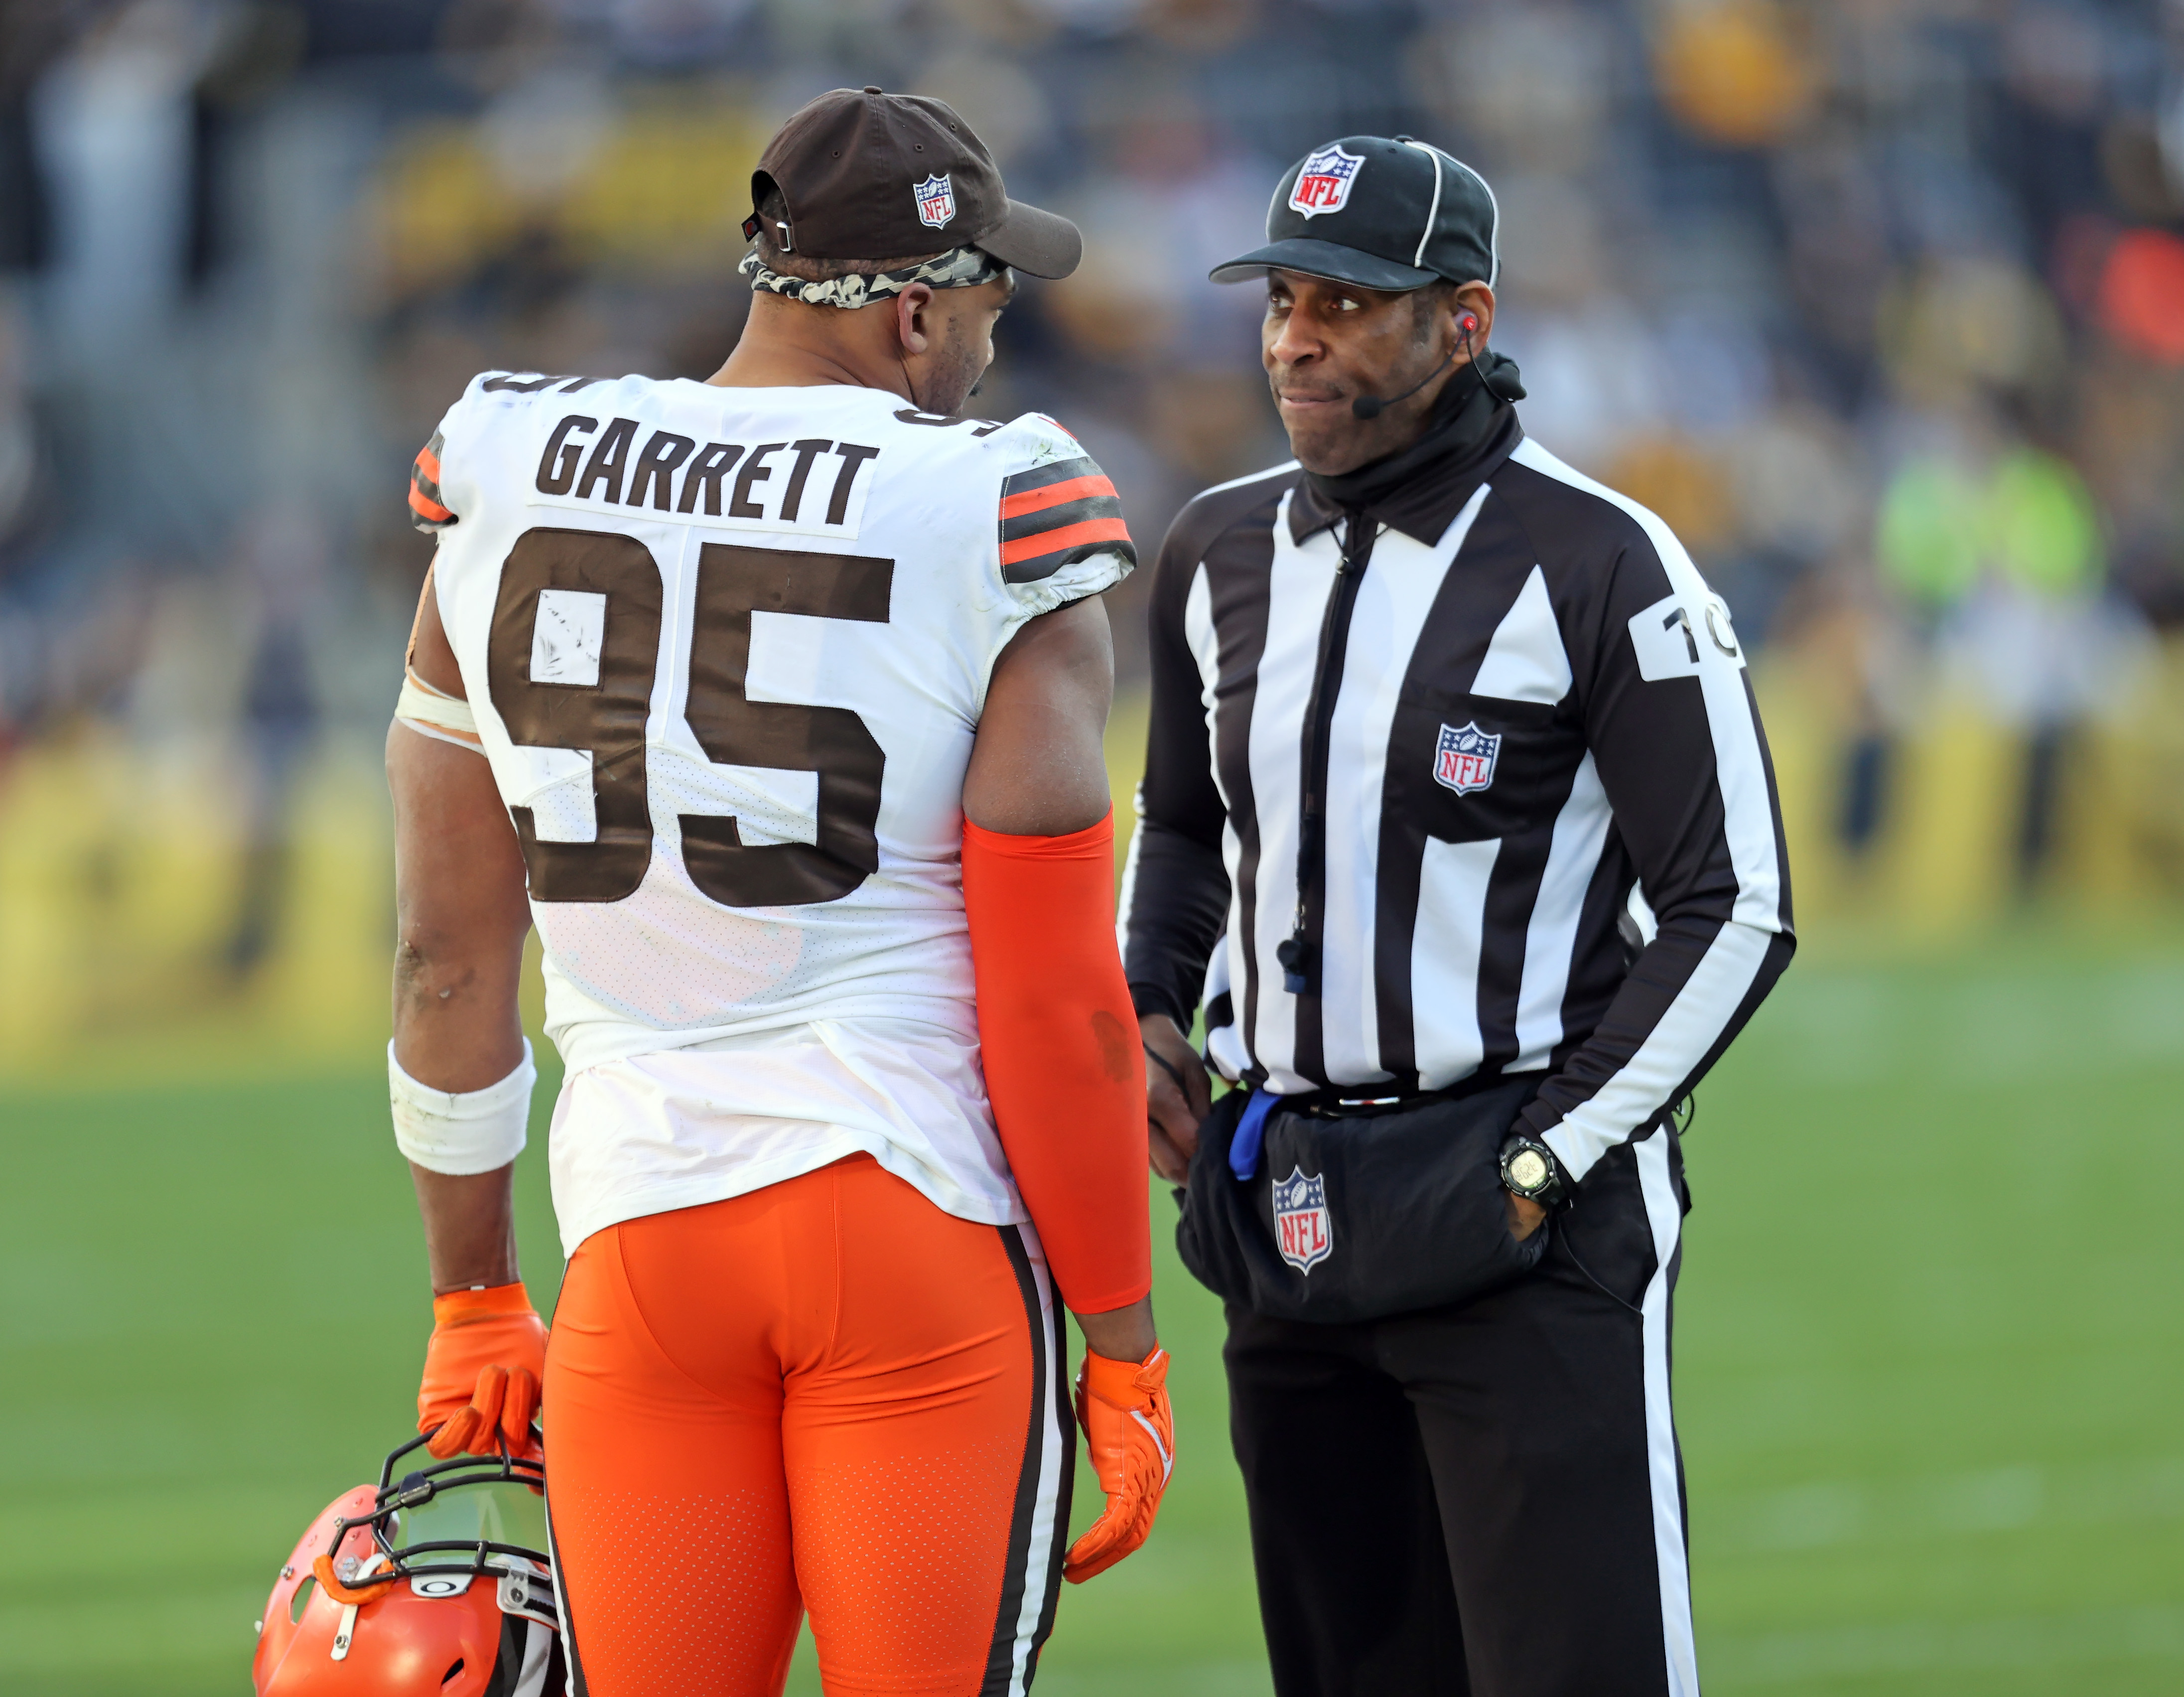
[1124,137,1793,1697]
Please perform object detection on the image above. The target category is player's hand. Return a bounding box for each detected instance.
[418,1281,546,1460]
[1504,1190,1547,1242]
[1065,1346,1175,1583]
[1142,1014,1211,1184]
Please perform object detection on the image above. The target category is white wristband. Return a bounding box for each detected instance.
[389,1039,536,1175]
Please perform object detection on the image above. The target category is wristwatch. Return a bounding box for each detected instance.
[1499,1135,1568,1209]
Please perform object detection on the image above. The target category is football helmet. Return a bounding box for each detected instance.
[253,1430,565,1696]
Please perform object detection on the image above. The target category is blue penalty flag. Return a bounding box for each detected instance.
[1229,1087,1279,1181]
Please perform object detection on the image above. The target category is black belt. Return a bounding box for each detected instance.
[1279,1071,1521,1120]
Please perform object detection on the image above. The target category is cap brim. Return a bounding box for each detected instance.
[1209,238,1438,291]
[974,199,1082,280]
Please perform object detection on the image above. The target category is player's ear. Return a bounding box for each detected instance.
[893,282,936,358]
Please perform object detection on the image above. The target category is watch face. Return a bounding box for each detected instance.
[1509,1148,1549,1192]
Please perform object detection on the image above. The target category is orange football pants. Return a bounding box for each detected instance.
[542,1154,1075,1697]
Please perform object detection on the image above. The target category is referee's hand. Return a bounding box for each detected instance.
[1504,1192,1548,1241]
[1141,1013,1211,1183]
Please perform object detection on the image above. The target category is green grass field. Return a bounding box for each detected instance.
[4,926,2182,1696]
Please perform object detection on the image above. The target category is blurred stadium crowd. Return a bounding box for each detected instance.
[1,0,2183,1062]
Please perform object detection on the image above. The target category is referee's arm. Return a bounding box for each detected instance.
[1121,515,1233,1177]
[1516,527,1796,1186]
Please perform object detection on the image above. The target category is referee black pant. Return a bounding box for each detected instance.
[1223,1125,1696,1697]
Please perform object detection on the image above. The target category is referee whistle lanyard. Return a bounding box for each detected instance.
[1276,508,1379,1001]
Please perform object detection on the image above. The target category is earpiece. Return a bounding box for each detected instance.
[1349,306,1491,420]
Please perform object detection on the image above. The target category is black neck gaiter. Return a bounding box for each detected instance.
[1303,348,1527,516]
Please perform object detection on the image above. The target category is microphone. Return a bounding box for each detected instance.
[1350,312,1479,420]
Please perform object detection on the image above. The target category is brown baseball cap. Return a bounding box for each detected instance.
[744,87,1082,279]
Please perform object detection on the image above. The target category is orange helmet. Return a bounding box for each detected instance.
[253,1432,563,1697]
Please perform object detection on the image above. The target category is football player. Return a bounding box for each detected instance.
[385,88,1173,1697]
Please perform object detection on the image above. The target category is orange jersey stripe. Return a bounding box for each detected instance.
[415,445,443,485]
[998,474,1115,521]
[409,483,454,523]
[999,516,1132,566]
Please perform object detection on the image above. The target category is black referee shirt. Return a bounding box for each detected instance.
[1120,407,1794,1185]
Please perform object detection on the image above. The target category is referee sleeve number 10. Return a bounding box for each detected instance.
[486,526,892,907]
[1630,591,1744,683]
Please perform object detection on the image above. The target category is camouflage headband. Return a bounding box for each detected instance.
[737,245,1008,309]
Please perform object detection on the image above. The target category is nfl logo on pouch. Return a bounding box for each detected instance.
[913,173,956,229]
[1289,143,1365,217]
[1272,1168,1333,1273]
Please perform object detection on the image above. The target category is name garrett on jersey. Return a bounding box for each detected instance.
[534,414,883,538]
[409,373,1133,589]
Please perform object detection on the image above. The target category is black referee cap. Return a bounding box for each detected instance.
[1211,135,1500,293]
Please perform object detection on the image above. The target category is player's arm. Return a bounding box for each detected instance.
[961,593,1174,1583]
[388,565,548,1459]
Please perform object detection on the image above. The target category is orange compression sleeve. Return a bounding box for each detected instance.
[961,812,1151,1314]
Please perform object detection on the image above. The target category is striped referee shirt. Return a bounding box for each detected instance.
[1119,407,1794,1185]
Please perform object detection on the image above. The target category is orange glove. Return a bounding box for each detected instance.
[418,1282,546,1461]
[1064,1346,1175,1583]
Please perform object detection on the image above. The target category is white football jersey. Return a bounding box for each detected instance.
[415,371,1132,1250]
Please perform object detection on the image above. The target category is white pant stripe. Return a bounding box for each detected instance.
[1002,1222,1068,1697]
[1636,1129,1700,1696]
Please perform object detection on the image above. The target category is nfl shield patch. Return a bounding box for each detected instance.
[1433,722,1501,795]
[1288,144,1365,219]
[1271,1167,1334,1274]
[913,173,956,230]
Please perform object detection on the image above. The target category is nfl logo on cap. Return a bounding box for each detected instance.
[1272,1167,1334,1274]
[1288,143,1365,219]
[913,173,956,230]
[1433,722,1501,795]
